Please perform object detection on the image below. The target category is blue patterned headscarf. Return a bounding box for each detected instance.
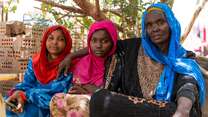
[141,3,206,105]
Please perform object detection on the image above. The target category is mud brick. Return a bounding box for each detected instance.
[0,59,18,73]
[0,36,14,48]
[5,48,21,59]
[0,22,6,35]
[6,21,25,37]
[17,58,29,73]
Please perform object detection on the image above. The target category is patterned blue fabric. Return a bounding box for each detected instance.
[6,58,73,117]
[141,3,206,105]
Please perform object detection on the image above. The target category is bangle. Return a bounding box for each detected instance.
[94,88,101,93]
[19,92,27,102]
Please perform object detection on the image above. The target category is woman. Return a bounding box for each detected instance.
[50,20,118,117]
[89,3,206,117]
[5,25,73,117]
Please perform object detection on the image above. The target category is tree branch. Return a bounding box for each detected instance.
[102,8,122,17]
[35,0,123,32]
[181,0,208,43]
[95,0,100,13]
[160,0,168,2]
[94,0,102,20]
[34,0,87,15]
[73,0,106,20]
[56,12,70,21]
[73,0,123,32]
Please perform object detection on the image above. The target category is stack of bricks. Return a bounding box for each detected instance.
[0,23,48,74]
[0,24,46,95]
[71,26,87,52]
[0,35,17,73]
[0,22,6,35]
[32,25,47,52]
[0,23,87,74]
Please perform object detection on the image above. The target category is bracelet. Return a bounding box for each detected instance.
[18,92,27,102]
[94,88,101,93]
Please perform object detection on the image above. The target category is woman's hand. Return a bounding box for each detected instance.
[68,84,98,94]
[57,54,73,77]
[82,84,99,93]
[57,48,88,78]
[172,97,192,117]
[68,84,88,94]
[6,90,25,113]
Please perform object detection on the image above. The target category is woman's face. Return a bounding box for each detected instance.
[145,11,170,47]
[90,30,113,57]
[46,29,66,57]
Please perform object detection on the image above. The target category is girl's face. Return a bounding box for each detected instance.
[90,30,113,57]
[46,29,66,58]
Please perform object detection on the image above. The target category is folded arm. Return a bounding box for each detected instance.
[57,47,88,77]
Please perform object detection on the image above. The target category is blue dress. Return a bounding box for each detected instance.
[6,59,73,117]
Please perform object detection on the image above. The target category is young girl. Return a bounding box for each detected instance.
[50,20,118,117]
[5,25,73,117]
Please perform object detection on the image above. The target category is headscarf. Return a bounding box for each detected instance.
[32,25,72,84]
[141,3,206,105]
[72,20,118,87]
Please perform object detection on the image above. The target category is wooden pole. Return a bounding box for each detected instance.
[0,94,6,117]
[181,0,208,43]
[1,2,3,22]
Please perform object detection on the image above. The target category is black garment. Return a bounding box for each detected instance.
[90,89,176,117]
[90,89,199,117]
[105,38,142,96]
[90,38,201,117]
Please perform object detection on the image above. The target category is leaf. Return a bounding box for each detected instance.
[82,17,93,28]
[3,7,9,13]
[8,0,13,5]
[11,6,17,13]
[41,3,48,17]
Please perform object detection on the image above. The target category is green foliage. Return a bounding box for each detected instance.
[82,17,94,29]
[34,0,176,38]
[41,3,52,17]
[103,0,152,37]
[2,0,19,13]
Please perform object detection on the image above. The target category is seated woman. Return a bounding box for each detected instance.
[5,25,73,117]
[89,3,206,117]
[50,20,118,117]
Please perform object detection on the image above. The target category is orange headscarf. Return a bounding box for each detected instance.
[32,25,72,84]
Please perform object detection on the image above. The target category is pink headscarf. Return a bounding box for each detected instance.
[71,20,118,87]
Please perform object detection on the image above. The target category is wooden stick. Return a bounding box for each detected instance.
[34,0,87,15]
[0,94,6,117]
[181,0,208,43]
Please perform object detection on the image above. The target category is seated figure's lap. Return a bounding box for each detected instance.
[50,93,90,117]
[90,89,177,117]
